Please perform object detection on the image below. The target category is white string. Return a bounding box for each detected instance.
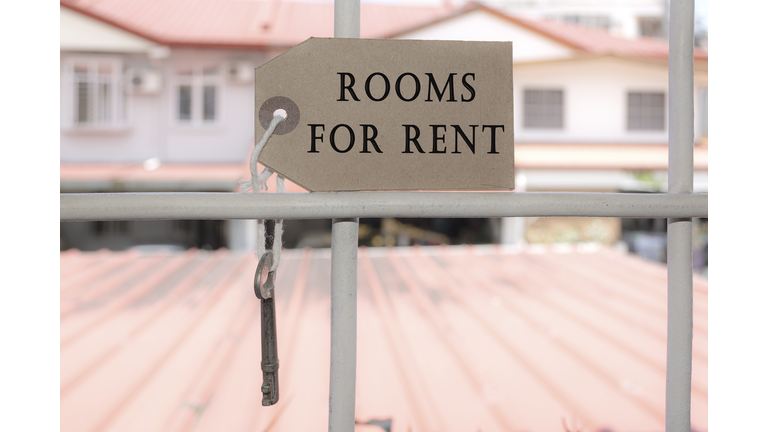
[242,110,288,272]
[272,175,286,271]
[240,110,286,193]
[257,219,266,261]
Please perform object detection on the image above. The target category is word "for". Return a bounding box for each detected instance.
[337,72,476,103]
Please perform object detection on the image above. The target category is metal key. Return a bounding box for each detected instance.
[254,251,279,406]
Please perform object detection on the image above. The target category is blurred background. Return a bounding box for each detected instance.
[59,0,708,274]
[60,0,708,431]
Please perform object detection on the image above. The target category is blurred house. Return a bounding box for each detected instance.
[386,3,708,264]
[60,0,707,262]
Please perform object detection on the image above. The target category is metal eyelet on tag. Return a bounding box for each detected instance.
[254,251,279,406]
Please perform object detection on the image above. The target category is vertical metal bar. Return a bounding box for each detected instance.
[667,0,695,431]
[668,0,695,196]
[329,1,360,430]
[329,217,359,432]
[334,0,360,39]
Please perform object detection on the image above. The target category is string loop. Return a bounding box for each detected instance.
[242,110,288,273]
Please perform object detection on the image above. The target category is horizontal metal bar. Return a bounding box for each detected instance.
[60,192,707,221]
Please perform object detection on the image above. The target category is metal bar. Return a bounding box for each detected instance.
[666,217,693,431]
[666,0,695,431]
[334,0,360,38]
[329,1,360,432]
[329,218,358,432]
[60,192,708,221]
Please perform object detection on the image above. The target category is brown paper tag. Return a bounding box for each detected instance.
[255,38,514,192]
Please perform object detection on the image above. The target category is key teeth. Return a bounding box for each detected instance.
[261,392,279,406]
[261,376,279,406]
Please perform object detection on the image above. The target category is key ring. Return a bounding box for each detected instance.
[255,251,275,300]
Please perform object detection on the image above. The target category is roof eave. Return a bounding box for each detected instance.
[160,41,290,51]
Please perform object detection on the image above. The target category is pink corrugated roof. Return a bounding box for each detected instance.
[61,0,455,48]
[60,245,708,432]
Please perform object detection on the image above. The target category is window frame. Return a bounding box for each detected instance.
[61,57,128,130]
[626,90,666,132]
[172,64,224,128]
[637,16,665,39]
[523,88,565,130]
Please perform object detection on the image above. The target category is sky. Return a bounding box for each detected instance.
[696,0,708,30]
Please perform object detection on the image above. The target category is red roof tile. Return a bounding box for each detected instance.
[61,0,456,48]
[60,245,708,432]
[62,0,707,62]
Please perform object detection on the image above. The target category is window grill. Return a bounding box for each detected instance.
[174,65,223,126]
[524,89,564,129]
[628,91,666,131]
[65,58,125,128]
[638,16,665,38]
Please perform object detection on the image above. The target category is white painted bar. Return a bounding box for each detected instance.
[329,2,360,432]
[60,192,708,221]
[667,218,693,431]
[666,0,695,431]
[329,218,358,432]
[334,0,359,38]
[668,0,695,197]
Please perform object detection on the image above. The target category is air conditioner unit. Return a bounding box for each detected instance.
[125,69,162,95]
[228,61,254,84]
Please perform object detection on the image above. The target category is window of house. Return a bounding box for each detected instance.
[562,15,611,30]
[524,89,564,129]
[627,91,665,131]
[174,66,222,126]
[637,17,664,39]
[65,58,125,128]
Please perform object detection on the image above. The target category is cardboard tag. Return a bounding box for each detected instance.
[255,38,514,191]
